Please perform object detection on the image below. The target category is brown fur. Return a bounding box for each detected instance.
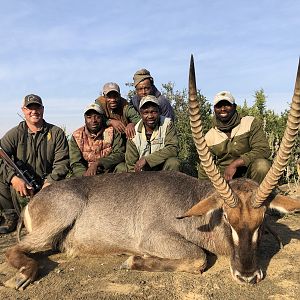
[4,172,300,289]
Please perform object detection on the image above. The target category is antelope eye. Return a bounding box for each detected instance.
[223,213,228,222]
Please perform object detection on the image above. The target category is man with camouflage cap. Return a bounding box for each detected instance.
[130,69,175,120]
[0,94,69,234]
[95,82,140,141]
[69,102,125,176]
[198,91,271,183]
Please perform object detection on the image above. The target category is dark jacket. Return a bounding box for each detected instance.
[0,121,69,185]
[130,86,175,120]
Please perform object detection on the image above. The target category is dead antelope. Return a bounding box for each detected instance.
[4,57,300,290]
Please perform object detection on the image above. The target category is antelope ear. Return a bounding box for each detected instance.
[269,194,300,213]
[177,195,222,219]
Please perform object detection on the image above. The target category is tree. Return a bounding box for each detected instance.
[161,82,211,177]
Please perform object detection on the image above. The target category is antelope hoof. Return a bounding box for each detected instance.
[120,255,140,270]
[4,267,34,290]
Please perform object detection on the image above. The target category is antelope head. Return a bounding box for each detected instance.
[186,56,300,283]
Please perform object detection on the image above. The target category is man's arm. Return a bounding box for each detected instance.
[45,128,70,182]
[126,105,141,125]
[98,131,125,171]
[0,127,20,184]
[69,135,87,177]
[240,118,271,166]
[224,118,271,181]
[125,139,140,172]
[158,95,175,121]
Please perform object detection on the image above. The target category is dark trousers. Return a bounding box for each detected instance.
[0,178,28,214]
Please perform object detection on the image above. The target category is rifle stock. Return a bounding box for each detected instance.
[0,147,41,192]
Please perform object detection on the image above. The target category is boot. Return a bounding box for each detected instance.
[0,209,18,234]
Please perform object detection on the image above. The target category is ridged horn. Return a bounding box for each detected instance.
[253,58,300,207]
[188,55,238,207]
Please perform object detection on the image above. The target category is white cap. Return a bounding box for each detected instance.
[213,91,235,105]
[84,103,104,115]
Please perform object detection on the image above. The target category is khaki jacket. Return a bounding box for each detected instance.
[125,116,179,171]
[198,116,271,179]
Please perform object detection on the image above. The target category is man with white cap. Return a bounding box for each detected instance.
[0,94,69,234]
[69,102,125,176]
[95,82,140,140]
[125,95,180,172]
[198,91,271,183]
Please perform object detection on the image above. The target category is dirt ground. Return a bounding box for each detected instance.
[0,191,299,300]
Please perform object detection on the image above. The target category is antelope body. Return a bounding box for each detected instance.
[5,172,300,289]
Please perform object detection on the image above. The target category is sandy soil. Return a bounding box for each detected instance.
[0,205,299,299]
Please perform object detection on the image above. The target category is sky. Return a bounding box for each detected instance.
[0,0,299,137]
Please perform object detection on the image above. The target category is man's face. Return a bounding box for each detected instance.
[214,100,236,122]
[22,103,44,127]
[140,103,160,130]
[84,111,103,134]
[135,79,153,98]
[105,91,120,110]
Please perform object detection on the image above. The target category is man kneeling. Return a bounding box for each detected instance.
[125,95,180,172]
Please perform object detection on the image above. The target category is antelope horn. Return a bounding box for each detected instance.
[188,55,238,207]
[253,58,300,207]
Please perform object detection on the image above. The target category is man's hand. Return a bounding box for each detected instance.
[11,176,33,197]
[134,157,147,172]
[84,162,100,176]
[125,123,136,139]
[224,158,245,181]
[109,119,126,133]
[42,180,51,190]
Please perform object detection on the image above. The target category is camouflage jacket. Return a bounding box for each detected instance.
[69,125,125,176]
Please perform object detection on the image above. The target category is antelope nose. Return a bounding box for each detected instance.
[234,269,263,284]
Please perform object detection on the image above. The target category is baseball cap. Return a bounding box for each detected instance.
[139,95,159,109]
[22,94,43,107]
[84,103,104,115]
[213,91,235,105]
[102,82,120,96]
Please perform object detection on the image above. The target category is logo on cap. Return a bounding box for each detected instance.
[23,94,43,107]
[139,95,159,110]
[102,82,120,96]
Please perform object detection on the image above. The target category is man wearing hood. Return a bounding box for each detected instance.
[130,69,175,121]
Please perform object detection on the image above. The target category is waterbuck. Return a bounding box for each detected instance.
[4,57,300,290]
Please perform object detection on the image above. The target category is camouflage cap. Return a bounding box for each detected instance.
[139,95,159,110]
[133,68,153,87]
[22,94,43,107]
[102,82,120,96]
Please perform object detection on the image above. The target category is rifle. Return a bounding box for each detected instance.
[0,147,41,193]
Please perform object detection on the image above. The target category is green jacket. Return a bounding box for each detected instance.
[69,126,125,176]
[125,116,179,171]
[0,121,69,185]
[95,96,140,126]
[198,116,271,179]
